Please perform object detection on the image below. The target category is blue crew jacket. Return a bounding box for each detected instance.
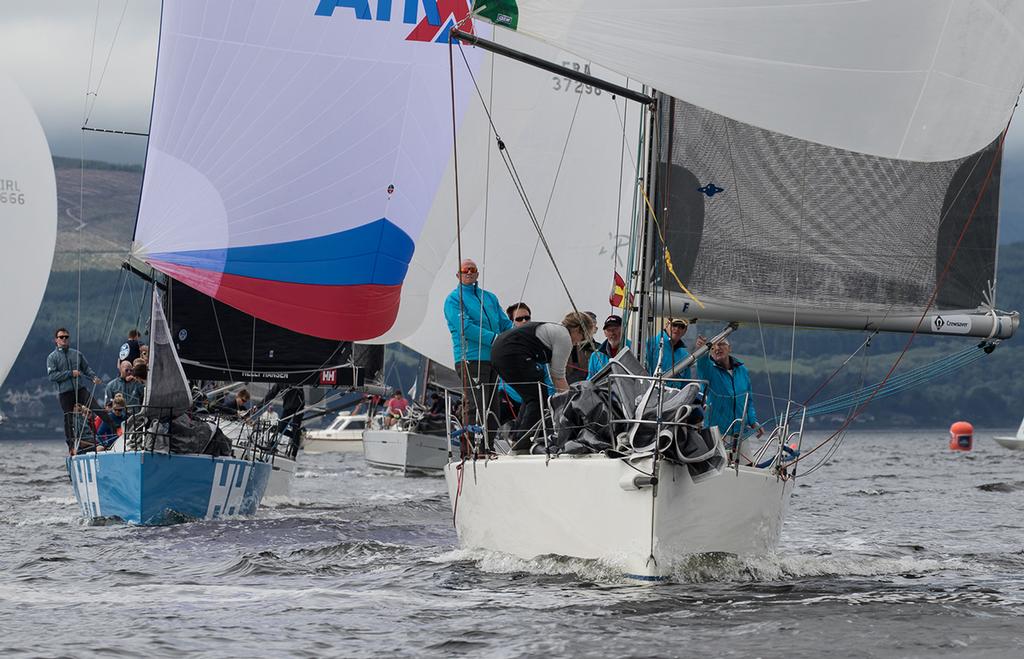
[444,283,513,363]
[46,347,98,394]
[696,353,758,436]
[644,331,692,385]
[587,339,633,379]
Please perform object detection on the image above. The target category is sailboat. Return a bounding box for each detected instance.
[0,70,57,389]
[993,419,1024,451]
[362,358,461,475]
[420,1,1024,579]
[165,277,376,497]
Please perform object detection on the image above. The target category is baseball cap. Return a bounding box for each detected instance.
[603,315,623,329]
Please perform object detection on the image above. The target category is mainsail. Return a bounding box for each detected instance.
[0,71,57,386]
[168,278,374,386]
[380,28,642,367]
[473,0,1024,161]
[654,98,1015,339]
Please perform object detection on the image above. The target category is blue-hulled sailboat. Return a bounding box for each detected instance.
[67,291,273,524]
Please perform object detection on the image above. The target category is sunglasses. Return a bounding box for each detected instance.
[514,315,530,322]
[57,335,70,339]
[460,267,478,274]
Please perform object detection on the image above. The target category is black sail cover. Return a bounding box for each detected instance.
[168,279,380,386]
[656,96,1003,322]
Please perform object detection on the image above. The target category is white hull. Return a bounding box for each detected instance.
[362,430,448,476]
[993,436,1024,450]
[265,454,296,497]
[444,454,793,580]
[302,435,363,454]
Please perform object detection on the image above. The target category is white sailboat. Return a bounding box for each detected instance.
[422,0,1024,579]
[0,70,57,389]
[993,419,1024,451]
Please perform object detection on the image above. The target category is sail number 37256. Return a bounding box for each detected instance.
[553,62,601,95]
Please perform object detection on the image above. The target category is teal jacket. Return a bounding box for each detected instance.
[587,339,633,379]
[444,283,513,363]
[644,331,691,385]
[105,377,145,408]
[696,353,758,435]
[46,347,98,394]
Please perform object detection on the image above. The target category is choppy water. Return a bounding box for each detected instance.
[2,430,1023,658]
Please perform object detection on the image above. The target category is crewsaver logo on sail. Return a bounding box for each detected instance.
[314,0,474,42]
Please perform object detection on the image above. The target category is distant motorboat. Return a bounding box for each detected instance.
[304,412,370,454]
[993,418,1024,451]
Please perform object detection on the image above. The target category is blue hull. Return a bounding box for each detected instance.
[66,452,272,525]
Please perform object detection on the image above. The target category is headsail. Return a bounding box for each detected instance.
[377,29,641,367]
[134,0,485,341]
[0,71,57,386]
[473,1,1024,161]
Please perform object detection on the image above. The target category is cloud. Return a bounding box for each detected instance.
[0,1,159,163]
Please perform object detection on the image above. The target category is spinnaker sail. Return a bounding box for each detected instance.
[134,0,485,341]
[0,71,57,386]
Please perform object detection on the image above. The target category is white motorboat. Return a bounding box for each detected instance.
[303,412,370,454]
[993,418,1024,451]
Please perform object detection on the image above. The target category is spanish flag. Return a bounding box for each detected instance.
[609,272,632,309]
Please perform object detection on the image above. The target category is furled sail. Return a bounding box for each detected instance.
[0,71,57,386]
[655,97,1017,339]
[133,0,485,341]
[142,289,193,418]
[473,0,1024,161]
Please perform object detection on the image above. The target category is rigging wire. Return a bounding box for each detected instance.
[83,0,132,127]
[454,41,584,318]
[518,85,585,302]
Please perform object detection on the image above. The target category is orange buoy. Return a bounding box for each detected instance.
[949,421,974,451]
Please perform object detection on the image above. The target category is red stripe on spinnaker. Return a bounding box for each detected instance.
[151,261,401,341]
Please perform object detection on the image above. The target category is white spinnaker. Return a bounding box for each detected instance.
[476,0,1024,162]
[0,71,57,386]
[374,32,639,368]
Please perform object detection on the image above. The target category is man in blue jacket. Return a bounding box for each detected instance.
[444,258,513,435]
[645,318,692,386]
[46,327,103,452]
[587,314,631,378]
[694,336,763,440]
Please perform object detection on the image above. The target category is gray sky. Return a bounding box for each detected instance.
[4,0,1024,168]
[0,0,159,164]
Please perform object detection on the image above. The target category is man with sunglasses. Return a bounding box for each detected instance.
[46,327,103,452]
[444,258,513,439]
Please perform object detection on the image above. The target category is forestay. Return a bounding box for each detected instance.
[473,0,1024,161]
[0,71,57,386]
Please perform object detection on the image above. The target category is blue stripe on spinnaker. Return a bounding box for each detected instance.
[148,218,415,286]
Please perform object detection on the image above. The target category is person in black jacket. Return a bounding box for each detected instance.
[261,384,305,459]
